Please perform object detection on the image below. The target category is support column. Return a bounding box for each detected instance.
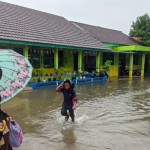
[23,46,29,58]
[100,52,103,68]
[78,51,82,71]
[129,53,133,78]
[141,52,145,77]
[114,53,119,76]
[40,50,44,68]
[114,53,119,66]
[96,51,100,72]
[54,48,58,69]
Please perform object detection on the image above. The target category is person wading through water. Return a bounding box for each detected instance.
[56,80,77,122]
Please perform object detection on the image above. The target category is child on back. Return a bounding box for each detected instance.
[56,80,77,122]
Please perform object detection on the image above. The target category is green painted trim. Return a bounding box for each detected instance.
[54,49,58,69]
[129,53,133,71]
[96,52,100,71]
[23,46,29,58]
[111,45,150,52]
[40,49,44,69]
[0,39,110,52]
[100,52,103,65]
[102,42,124,47]
[141,52,146,70]
[114,53,119,66]
[78,51,82,71]
[129,53,133,78]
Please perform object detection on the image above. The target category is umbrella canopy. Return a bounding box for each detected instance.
[0,49,33,104]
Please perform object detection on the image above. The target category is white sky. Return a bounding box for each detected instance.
[1,0,150,35]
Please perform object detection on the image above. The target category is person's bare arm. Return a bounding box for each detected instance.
[72,101,77,110]
[72,90,77,110]
[56,82,64,92]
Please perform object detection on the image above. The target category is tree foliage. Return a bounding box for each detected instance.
[129,13,150,46]
[103,60,112,72]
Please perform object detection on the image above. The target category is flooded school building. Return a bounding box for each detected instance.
[0,1,150,82]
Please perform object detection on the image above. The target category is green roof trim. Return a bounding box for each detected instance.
[110,45,150,52]
[0,39,111,52]
[102,42,124,47]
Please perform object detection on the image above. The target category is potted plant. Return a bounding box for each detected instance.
[103,60,112,78]
[78,70,83,79]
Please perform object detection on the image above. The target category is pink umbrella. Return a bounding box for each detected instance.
[0,49,33,105]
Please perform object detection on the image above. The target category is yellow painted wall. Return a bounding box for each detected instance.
[109,66,119,77]
[100,65,119,77]
[125,65,141,70]
[30,67,74,82]
[30,64,141,82]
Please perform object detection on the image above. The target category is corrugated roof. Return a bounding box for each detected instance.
[0,1,109,50]
[72,22,140,46]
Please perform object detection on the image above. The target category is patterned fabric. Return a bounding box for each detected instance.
[0,49,33,104]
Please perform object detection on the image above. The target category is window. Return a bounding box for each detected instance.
[44,50,54,68]
[28,49,40,68]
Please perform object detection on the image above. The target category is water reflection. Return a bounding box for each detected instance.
[2,78,150,150]
[61,128,76,150]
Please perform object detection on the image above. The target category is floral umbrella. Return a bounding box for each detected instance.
[0,49,33,104]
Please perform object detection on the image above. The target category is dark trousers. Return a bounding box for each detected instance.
[61,105,75,120]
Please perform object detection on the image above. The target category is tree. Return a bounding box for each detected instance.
[129,13,150,46]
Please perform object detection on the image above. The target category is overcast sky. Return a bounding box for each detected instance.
[1,0,150,35]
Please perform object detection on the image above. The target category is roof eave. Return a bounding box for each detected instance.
[0,39,111,52]
[110,45,150,52]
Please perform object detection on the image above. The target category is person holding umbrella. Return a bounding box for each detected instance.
[0,107,13,150]
[0,49,33,149]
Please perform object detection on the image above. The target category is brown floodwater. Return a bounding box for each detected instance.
[2,78,150,150]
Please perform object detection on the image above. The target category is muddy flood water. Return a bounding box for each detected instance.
[2,78,150,150]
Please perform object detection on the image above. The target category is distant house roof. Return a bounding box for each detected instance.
[0,1,109,51]
[72,22,140,46]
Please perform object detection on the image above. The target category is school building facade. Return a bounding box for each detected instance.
[0,1,150,82]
